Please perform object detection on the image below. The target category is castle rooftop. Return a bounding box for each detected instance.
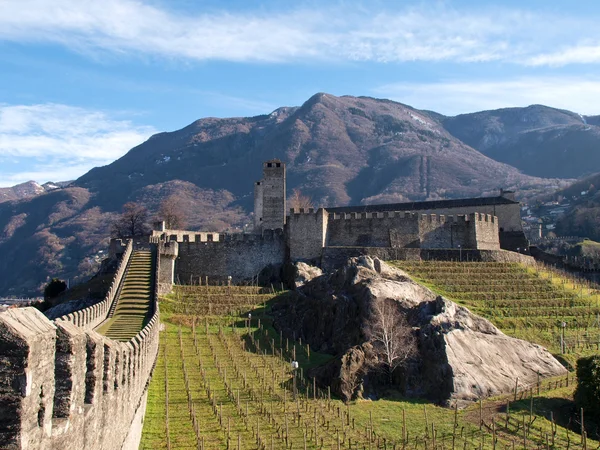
[326,195,518,214]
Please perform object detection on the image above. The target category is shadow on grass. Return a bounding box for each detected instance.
[510,396,600,441]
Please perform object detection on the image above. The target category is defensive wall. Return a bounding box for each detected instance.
[154,229,286,285]
[0,239,160,450]
[321,247,535,272]
[288,208,500,263]
[326,192,526,251]
[150,161,530,289]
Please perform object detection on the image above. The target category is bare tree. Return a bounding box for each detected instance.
[364,298,417,383]
[112,202,149,238]
[288,188,314,211]
[156,195,187,230]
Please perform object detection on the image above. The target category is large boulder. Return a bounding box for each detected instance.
[272,256,566,406]
[294,262,323,288]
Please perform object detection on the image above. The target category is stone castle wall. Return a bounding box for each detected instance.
[321,247,534,272]
[175,229,285,284]
[287,208,329,262]
[288,209,500,262]
[416,203,521,233]
[326,211,420,248]
[0,242,159,450]
[56,239,133,329]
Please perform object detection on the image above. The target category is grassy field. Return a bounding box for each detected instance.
[392,261,600,368]
[96,250,154,341]
[140,280,599,449]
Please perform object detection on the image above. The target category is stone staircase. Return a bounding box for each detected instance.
[96,250,154,341]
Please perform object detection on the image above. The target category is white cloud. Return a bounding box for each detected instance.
[528,44,600,66]
[0,1,598,66]
[374,77,600,116]
[0,104,156,186]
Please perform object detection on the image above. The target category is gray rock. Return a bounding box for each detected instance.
[275,257,566,406]
[294,261,323,287]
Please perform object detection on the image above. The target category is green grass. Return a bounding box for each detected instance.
[96,250,154,341]
[140,284,600,449]
[392,261,600,368]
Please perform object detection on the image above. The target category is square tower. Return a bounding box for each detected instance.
[254,160,286,231]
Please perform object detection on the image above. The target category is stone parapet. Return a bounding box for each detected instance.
[0,242,159,450]
[56,239,133,330]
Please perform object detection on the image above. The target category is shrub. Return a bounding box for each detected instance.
[44,278,67,299]
[575,355,600,421]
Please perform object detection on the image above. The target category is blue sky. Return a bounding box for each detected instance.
[1,0,600,186]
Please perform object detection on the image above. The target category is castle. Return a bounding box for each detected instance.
[0,159,529,449]
[153,159,527,289]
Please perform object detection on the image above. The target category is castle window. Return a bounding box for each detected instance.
[276,163,281,167]
[267,163,273,167]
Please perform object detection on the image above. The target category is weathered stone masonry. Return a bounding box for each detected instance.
[153,160,526,287]
[0,240,160,450]
[155,229,285,285]
[288,208,500,262]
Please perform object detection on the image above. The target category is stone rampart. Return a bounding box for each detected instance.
[418,213,474,249]
[322,247,533,272]
[175,229,285,284]
[323,211,499,251]
[472,213,501,250]
[0,243,159,450]
[151,230,221,243]
[326,211,421,248]
[288,208,328,262]
[56,239,133,329]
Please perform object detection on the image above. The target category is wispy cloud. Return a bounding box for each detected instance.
[528,44,600,66]
[0,1,598,66]
[374,77,600,116]
[0,103,156,186]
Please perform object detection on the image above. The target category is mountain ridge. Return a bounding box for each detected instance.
[440,104,600,178]
[0,93,588,296]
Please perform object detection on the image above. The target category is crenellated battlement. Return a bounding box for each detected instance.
[471,212,496,223]
[153,228,284,244]
[329,210,416,220]
[289,207,317,215]
[0,241,160,450]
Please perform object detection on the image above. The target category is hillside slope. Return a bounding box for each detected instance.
[0,181,69,203]
[441,105,600,178]
[77,93,553,207]
[0,93,561,297]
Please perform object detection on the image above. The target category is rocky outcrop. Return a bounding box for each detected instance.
[272,257,566,406]
[294,262,323,287]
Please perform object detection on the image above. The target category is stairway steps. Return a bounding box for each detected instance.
[96,250,155,342]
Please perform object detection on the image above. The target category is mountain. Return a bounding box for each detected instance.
[440,105,600,179]
[0,180,71,203]
[0,93,566,297]
[77,93,555,207]
[546,172,600,241]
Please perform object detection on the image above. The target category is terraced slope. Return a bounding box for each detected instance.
[96,250,154,341]
[392,261,600,365]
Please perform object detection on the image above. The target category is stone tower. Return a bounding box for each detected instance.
[254,160,286,232]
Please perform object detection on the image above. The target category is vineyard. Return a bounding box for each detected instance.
[141,281,599,449]
[392,261,600,367]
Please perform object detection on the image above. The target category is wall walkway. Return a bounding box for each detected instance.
[0,240,160,450]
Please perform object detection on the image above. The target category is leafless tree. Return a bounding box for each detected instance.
[156,195,187,230]
[112,202,149,238]
[364,298,417,383]
[288,188,314,211]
